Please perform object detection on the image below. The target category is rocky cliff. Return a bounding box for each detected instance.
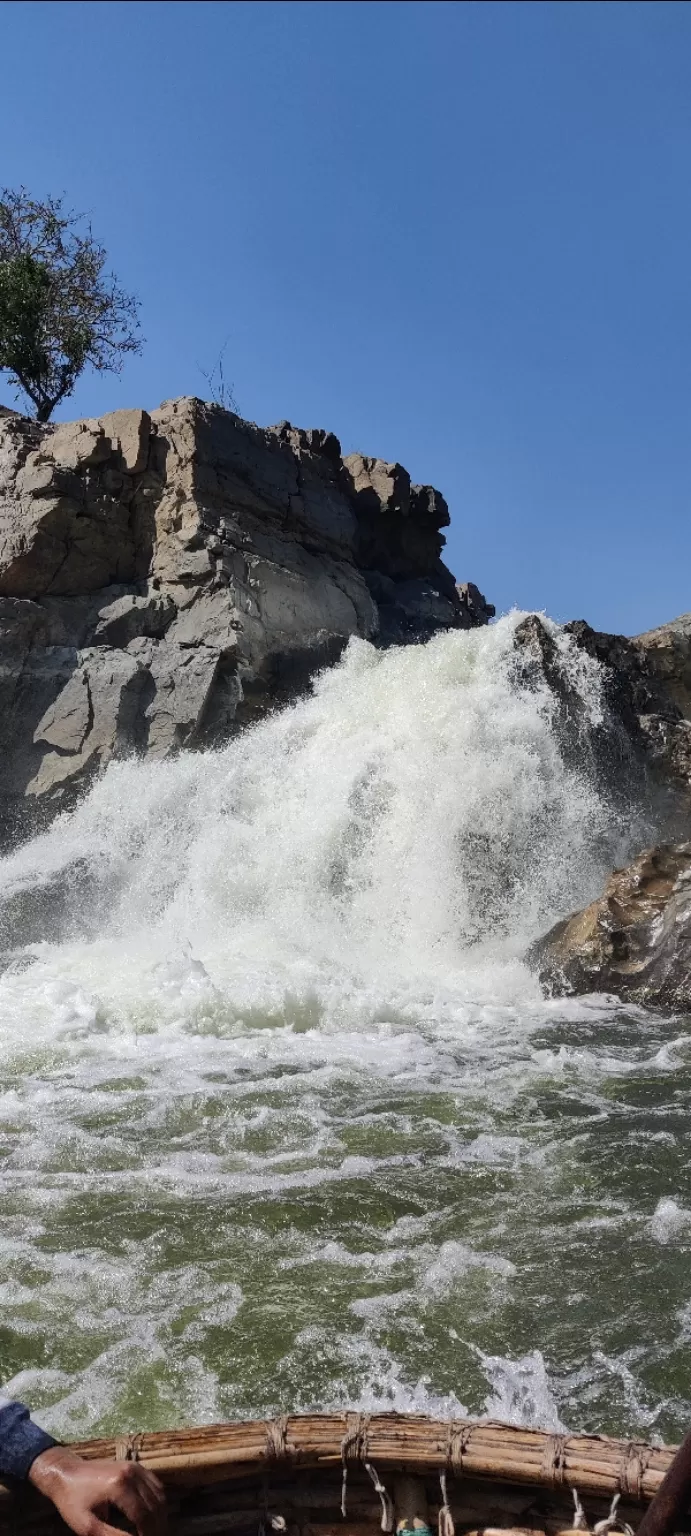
[513,612,691,804]
[520,612,691,1009]
[5,394,691,1012]
[0,397,493,844]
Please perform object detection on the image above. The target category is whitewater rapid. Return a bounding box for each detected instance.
[1,615,690,1444]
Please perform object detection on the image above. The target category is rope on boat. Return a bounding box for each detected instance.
[438,1470,455,1536]
[566,1488,637,1536]
[264,1416,291,1460]
[341,1412,372,1517]
[114,1432,142,1462]
[572,1488,589,1529]
[543,1434,568,1487]
[446,1419,474,1476]
[594,1493,636,1536]
[259,1416,292,1536]
[365,1460,395,1533]
[337,1417,647,1535]
[441,1424,640,1536]
[618,1443,653,1503]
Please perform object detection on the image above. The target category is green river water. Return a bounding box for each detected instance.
[0,620,688,1443]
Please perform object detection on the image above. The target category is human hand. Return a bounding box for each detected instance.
[28,1446,166,1536]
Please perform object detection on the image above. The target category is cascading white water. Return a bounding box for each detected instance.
[0,615,618,1026]
[0,615,688,1445]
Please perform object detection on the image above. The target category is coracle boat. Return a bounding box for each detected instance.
[1,1413,687,1536]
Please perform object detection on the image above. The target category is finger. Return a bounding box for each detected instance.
[119,1465,167,1522]
[118,1475,158,1516]
[112,1481,166,1536]
[133,1466,167,1510]
[115,1463,165,1499]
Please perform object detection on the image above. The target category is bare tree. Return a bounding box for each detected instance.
[0,187,142,421]
[199,340,238,412]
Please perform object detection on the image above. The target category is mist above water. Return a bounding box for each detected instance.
[1,615,689,1445]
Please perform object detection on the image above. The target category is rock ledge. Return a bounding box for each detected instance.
[0,396,493,841]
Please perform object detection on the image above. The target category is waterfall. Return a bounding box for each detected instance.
[0,615,628,1032]
[1,615,679,1445]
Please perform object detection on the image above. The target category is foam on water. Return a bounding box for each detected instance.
[0,615,617,1027]
[1,615,690,1441]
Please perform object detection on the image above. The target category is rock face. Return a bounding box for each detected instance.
[529,844,691,1011]
[518,613,691,1010]
[565,617,691,798]
[512,613,691,804]
[0,397,493,841]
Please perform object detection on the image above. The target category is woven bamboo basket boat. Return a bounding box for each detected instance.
[0,1413,682,1536]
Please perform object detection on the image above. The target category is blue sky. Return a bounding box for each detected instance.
[1,0,689,634]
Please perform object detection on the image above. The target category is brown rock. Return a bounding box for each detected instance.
[99,408,151,474]
[529,843,691,1010]
[343,453,412,517]
[49,420,111,469]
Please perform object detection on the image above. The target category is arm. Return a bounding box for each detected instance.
[0,1396,57,1481]
[0,1399,165,1536]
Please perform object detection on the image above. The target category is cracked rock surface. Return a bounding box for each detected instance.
[0,396,493,842]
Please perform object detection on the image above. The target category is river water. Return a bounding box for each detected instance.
[1,615,690,1447]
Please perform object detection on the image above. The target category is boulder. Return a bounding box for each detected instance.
[0,397,491,840]
[529,843,691,1011]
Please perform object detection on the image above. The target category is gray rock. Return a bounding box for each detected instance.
[633,612,691,721]
[565,616,691,797]
[457,582,496,626]
[27,648,147,797]
[144,642,220,756]
[34,668,92,753]
[0,397,490,839]
[0,596,79,815]
[92,590,176,647]
[518,614,691,1008]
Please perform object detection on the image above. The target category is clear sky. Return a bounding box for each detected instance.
[1,0,689,635]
